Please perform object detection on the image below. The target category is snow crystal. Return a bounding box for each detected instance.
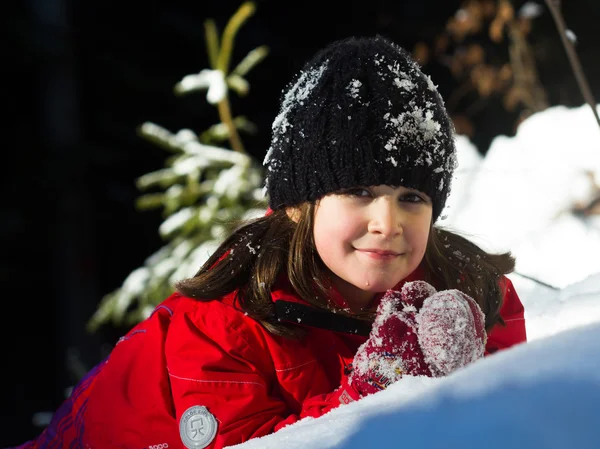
[386,156,398,167]
[384,107,442,152]
[394,78,415,91]
[453,250,464,259]
[385,64,416,92]
[402,304,417,314]
[347,79,362,98]
[425,74,439,92]
[400,281,437,304]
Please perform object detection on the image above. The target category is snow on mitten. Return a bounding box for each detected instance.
[415,288,487,376]
[347,281,487,398]
[348,281,437,397]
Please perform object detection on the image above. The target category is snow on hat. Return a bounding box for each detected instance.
[263,35,457,222]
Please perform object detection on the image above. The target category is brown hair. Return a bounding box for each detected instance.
[176,204,514,337]
[423,226,515,330]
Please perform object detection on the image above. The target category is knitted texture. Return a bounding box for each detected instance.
[263,35,457,222]
[348,281,486,397]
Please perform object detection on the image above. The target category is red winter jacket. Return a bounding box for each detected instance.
[15,269,526,449]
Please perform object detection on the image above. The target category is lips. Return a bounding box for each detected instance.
[357,248,401,256]
[356,248,403,261]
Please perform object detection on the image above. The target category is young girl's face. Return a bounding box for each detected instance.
[313,185,432,311]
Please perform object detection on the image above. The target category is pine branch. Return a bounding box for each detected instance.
[217,97,245,153]
[217,2,256,74]
[88,2,268,332]
[544,0,600,130]
[204,19,220,69]
[214,1,257,152]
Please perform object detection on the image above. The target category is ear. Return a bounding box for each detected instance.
[286,207,301,223]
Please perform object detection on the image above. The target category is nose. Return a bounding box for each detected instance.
[367,197,402,237]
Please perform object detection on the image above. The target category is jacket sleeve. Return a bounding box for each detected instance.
[166,300,352,449]
[485,276,527,355]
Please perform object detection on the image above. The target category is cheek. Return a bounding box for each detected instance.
[314,215,347,256]
[408,218,431,257]
[314,207,359,247]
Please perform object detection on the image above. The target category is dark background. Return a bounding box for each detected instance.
[2,0,598,445]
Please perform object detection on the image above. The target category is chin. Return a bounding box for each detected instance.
[359,279,399,293]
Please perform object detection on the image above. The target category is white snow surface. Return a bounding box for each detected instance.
[228,104,600,449]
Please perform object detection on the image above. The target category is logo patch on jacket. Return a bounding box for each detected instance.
[179,405,218,449]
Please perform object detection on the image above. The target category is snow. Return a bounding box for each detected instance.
[234,322,600,449]
[519,2,543,19]
[417,289,485,375]
[566,29,577,44]
[439,104,600,289]
[346,79,362,98]
[177,69,227,104]
[159,206,193,237]
[264,61,329,167]
[228,104,600,449]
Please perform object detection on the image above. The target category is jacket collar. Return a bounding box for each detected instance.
[270,264,427,311]
[269,265,427,336]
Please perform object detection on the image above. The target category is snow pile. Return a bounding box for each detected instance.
[440,103,600,339]
[228,104,600,449]
[440,104,600,289]
[233,319,600,449]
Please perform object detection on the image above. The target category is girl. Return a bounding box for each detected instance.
[14,35,526,449]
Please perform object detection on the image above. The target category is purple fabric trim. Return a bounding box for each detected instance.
[152,304,174,316]
[117,329,147,344]
[10,359,107,449]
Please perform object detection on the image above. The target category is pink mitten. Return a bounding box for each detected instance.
[416,288,487,376]
[348,281,436,397]
[347,281,486,398]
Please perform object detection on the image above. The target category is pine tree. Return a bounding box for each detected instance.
[87,2,268,331]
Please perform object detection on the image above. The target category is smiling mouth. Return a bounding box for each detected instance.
[356,248,403,260]
[357,248,401,256]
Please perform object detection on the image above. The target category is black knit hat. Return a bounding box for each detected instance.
[263,35,457,222]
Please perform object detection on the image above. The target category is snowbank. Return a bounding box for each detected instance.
[233,319,600,449]
[440,104,600,289]
[229,104,600,449]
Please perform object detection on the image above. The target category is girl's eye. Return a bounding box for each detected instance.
[400,193,426,203]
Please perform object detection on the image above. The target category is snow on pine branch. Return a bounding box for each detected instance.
[175,69,228,104]
[89,122,266,330]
